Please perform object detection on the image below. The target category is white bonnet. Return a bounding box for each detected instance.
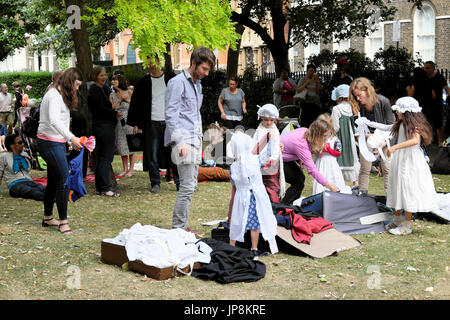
[331,84,350,101]
[391,96,422,113]
[257,103,279,120]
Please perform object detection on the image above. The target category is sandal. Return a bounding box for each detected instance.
[42,217,59,227]
[58,223,73,235]
[100,191,120,197]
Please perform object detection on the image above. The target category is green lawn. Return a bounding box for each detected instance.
[0,154,449,300]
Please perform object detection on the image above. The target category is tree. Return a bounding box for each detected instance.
[94,0,240,67]
[230,0,423,76]
[0,0,40,61]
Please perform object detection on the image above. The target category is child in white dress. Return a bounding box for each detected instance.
[386,96,437,235]
[313,113,351,195]
[228,130,278,257]
[330,84,360,191]
[252,104,285,203]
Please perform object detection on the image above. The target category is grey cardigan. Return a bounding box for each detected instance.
[359,94,395,126]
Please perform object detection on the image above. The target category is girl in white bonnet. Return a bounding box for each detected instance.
[252,103,285,203]
[385,96,437,235]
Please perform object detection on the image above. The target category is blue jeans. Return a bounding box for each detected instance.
[93,122,116,192]
[9,180,45,201]
[37,139,69,220]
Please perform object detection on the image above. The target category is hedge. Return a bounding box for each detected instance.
[0,71,52,103]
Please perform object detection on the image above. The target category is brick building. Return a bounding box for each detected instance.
[293,0,450,72]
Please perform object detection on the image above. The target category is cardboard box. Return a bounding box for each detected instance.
[101,240,201,280]
[101,241,128,267]
[128,260,201,280]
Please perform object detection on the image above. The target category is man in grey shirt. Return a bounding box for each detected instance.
[0,84,13,134]
[164,47,216,235]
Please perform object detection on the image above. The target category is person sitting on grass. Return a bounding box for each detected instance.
[0,133,45,201]
[0,116,6,152]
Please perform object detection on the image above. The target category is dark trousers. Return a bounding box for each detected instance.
[9,180,45,201]
[93,122,116,192]
[299,102,321,128]
[149,121,165,186]
[37,139,69,220]
[280,161,306,205]
[225,120,241,130]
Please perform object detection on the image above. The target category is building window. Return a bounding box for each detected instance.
[126,41,137,64]
[413,4,435,62]
[365,22,383,60]
[304,41,320,68]
[245,47,254,67]
[333,37,350,53]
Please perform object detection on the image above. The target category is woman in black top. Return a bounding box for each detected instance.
[88,66,121,197]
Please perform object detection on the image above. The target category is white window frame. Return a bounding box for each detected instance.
[365,22,384,61]
[413,3,435,63]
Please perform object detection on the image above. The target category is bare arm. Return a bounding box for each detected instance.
[218,95,226,120]
[387,131,421,158]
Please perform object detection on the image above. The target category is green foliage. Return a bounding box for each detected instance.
[0,72,52,102]
[0,0,40,61]
[25,0,121,60]
[99,0,240,67]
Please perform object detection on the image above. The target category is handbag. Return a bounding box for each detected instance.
[126,133,144,152]
[294,89,307,102]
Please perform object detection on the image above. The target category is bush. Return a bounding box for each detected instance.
[0,71,52,103]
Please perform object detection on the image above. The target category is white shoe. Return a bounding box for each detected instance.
[389,222,412,236]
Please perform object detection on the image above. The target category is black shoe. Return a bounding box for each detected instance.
[358,190,368,197]
[251,249,269,258]
[150,184,161,194]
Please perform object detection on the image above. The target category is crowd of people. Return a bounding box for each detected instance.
[0,49,448,245]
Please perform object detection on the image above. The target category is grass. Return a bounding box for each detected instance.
[0,153,449,300]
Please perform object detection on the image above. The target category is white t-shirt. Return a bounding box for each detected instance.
[151,74,166,121]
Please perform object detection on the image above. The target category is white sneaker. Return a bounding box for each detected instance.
[389,222,412,236]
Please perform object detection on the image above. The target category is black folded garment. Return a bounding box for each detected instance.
[192,238,266,284]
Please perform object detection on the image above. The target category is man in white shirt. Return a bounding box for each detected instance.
[0,84,14,134]
[128,56,176,193]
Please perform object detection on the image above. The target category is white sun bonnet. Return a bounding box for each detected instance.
[257,103,279,120]
[391,96,422,113]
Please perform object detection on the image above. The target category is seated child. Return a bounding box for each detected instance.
[228,130,278,257]
[312,113,351,195]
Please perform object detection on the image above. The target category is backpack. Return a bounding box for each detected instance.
[21,92,29,107]
[23,105,40,138]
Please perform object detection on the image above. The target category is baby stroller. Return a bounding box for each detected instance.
[277,104,301,133]
[15,106,44,170]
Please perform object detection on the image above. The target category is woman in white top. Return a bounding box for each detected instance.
[37,68,83,235]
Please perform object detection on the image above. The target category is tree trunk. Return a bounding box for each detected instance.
[230,1,290,78]
[163,42,173,72]
[65,0,93,134]
[226,23,245,78]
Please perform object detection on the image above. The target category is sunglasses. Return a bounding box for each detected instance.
[16,140,24,145]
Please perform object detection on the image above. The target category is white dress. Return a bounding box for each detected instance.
[313,136,351,195]
[386,125,438,213]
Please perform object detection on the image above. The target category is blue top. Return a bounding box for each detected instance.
[65,148,87,202]
[0,124,6,136]
[164,70,203,149]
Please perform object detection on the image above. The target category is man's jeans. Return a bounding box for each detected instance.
[149,121,165,187]
[172,145,201,229]
[9,180,45,201]
[37,139,69,220]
